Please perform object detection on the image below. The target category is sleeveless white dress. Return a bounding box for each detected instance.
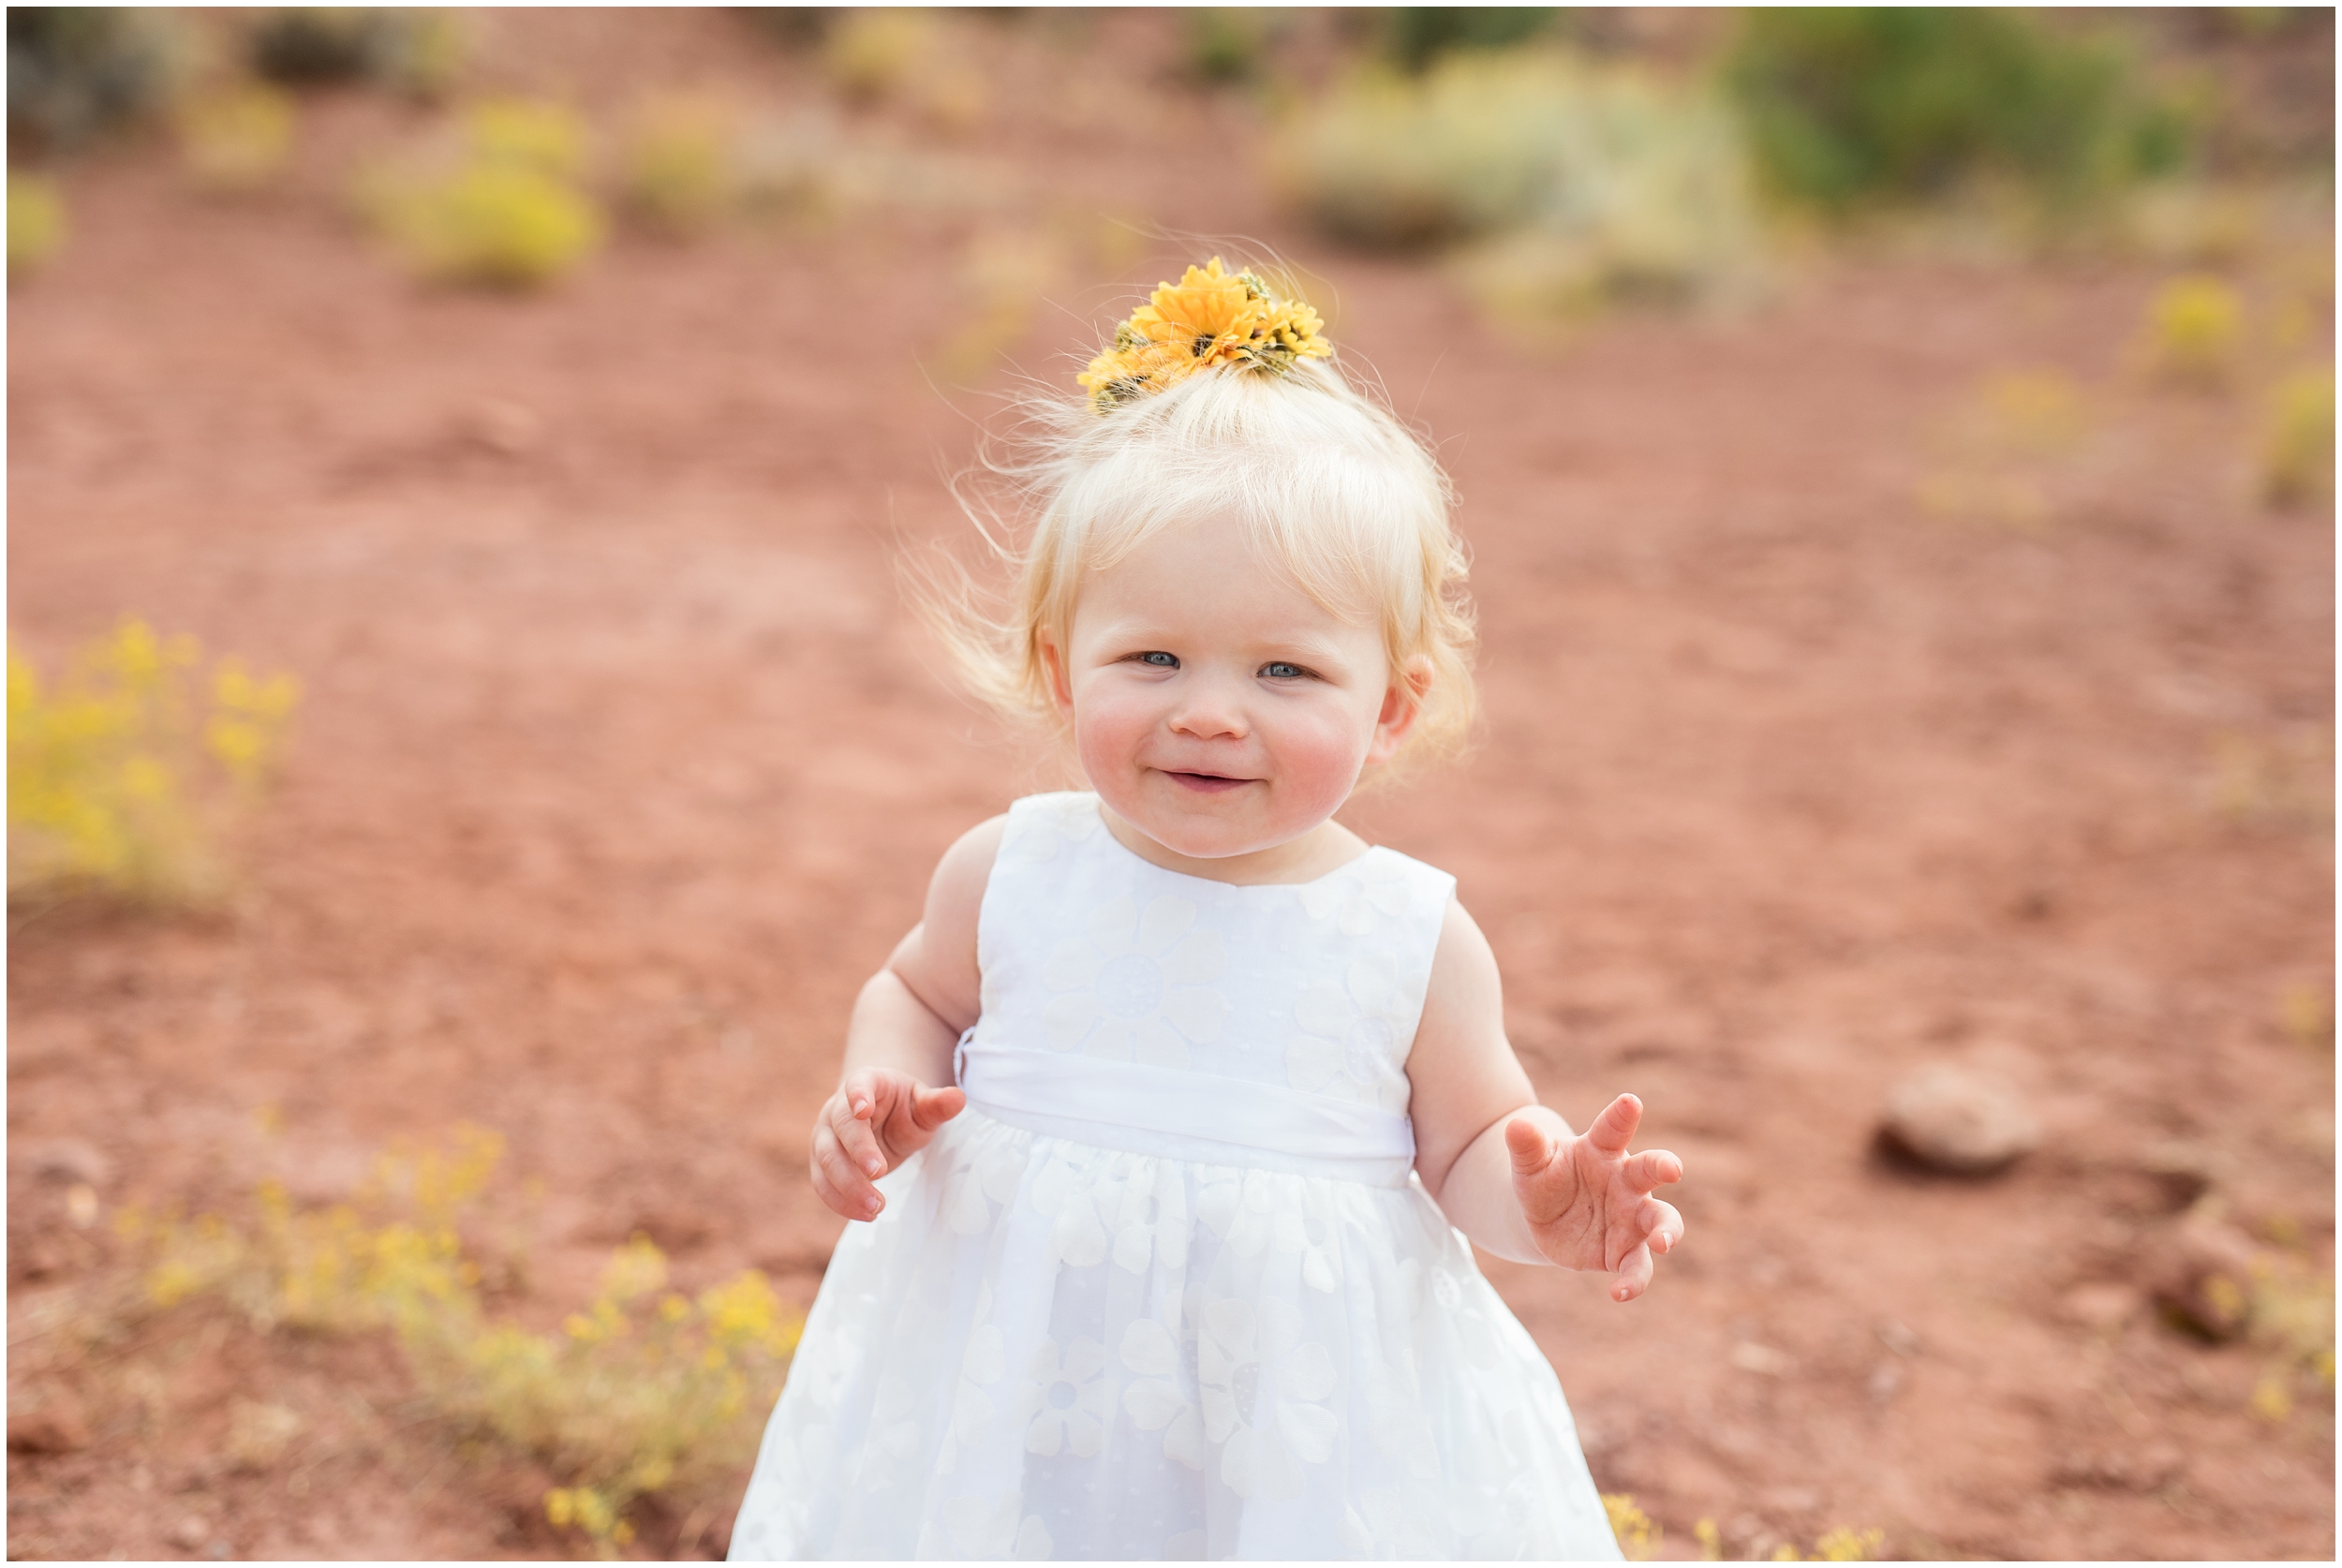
[730,792,1621,1561]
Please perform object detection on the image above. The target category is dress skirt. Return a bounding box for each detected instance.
[728,1105,1623,1561]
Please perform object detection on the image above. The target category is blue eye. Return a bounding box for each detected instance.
[1261,662,1306,680]
[1136,651,1178,668]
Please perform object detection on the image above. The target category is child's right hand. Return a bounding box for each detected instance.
[810,1068,966,1222]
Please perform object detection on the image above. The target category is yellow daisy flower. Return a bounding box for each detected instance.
[1077,257,1332,411]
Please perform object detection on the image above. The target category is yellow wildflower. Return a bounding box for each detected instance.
[1077,256,1331,410]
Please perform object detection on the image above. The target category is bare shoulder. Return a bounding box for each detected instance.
[885,814,1010,1034]
[923,813,1010,946]
[1407,895,1533,1189]
[1421,896,1503,1022]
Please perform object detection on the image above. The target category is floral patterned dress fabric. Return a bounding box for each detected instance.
[729,793,1621,1561]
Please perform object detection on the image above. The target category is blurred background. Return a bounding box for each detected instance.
[6,7,2333,1560]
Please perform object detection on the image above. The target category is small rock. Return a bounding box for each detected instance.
[22,1136,111,1188]
[627,1206,712,1254]
[1729,1340,1794,1376]
[2146,1218,2261,1340]
[12,1236,67,1282]
[170,1516,208,1551]
[459,399,541,457]
[2052,1445,2185,1492]
[2059,1281,2142,1331]
[1876,1318,1921,1357]
[65,1183,99,1229]
[226,1400,302,1472]
[2135,1140,2224,1211]
[1867,1361,1905,1401]
[1879,1064,2040,1175]
[7,1400,90,1455]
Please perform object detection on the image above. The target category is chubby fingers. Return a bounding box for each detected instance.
[911,1082,967,1132]
[810,1114,884,1221]
[1584,1093,1644,1157]
[1505,1113,1558,1175]
[1612,1240,1655,1303]
[817,1079,893,1221]
[832,1076,891,1182]
[1641,1196,1685,1258]
[1623,1146,1682,1195]
[1506,1115,1574,1227]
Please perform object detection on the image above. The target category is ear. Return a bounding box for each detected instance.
[1037,630,1075,717]
[1365,657,1433,767]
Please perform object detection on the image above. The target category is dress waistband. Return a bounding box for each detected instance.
[955,1034,1416,1188]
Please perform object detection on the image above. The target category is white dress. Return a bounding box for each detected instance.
[729,792,1622,1561]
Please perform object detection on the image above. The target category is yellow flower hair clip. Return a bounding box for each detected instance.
[1076,257,1331,412]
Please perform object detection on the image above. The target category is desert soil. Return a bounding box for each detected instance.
[8,9,2334,1561]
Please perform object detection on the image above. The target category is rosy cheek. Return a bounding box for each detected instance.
[1275,711,1372,802]
[1071,686,1153,775]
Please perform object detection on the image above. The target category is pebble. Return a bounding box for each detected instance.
[2135,1139,2224,1211]
[459,399,541,457]
[2145,1217,2261,1341]
[2052,1445,2185,1492]
[21,1136,111,1189]
[6,1402,90,1455]
[2059,1281,2143,1330]
[1879,1064,2040,1175]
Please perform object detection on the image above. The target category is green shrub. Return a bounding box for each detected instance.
[248,7,465,97]
[1724,8,2190,214]
[179,84,297,196]
[2122,182,2267,268]
[7,7,184,151]
[122,1128,801,1559]
[1384,7,1558,73]
[385,162,601,288]
[375,99,602,288]
[733,115,843,229]
[464,96,588,180]
[1603,1494,1660,1560]
[1185,8,1276,85]
[2261,369,2335,508]
[743,7,835,51]
[1279,52,1758,322]
[7,620,299,908]
[7,173,67,276]
[2144,274,2244,387]
[819,8,986,130]
[619,97,735,238]
[823,8,930,103]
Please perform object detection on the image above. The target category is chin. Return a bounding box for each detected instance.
[1142,817,1268,861]
[1127,777,1337,861]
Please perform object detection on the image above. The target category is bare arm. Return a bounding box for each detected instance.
[808,815,1005,1221]
[1406,899,1686,1300]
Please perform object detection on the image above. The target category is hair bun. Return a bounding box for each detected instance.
[1076,258,1331,412]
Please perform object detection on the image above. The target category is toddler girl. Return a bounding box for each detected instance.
[730,259,1684,1561]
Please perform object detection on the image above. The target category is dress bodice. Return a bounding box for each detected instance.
[731,791,1623,1561]
[956,792,1456,1186]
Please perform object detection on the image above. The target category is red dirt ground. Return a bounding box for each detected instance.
[8,9,2334,1561]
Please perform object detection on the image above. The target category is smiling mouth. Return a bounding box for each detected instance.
[1164,770,1253,793]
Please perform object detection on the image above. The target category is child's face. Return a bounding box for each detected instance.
[1043,511,1420,863]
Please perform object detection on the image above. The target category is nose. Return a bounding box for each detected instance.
[1167,671,1249,742]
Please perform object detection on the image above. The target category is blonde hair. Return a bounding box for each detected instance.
[926,320,1477,778]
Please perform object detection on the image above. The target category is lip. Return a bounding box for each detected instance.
[1161,770,1255,794]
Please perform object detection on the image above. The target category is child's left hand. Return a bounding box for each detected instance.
[1505,1094,1684,1303]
